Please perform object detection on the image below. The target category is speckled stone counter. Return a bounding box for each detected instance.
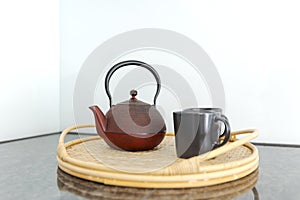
[1,134,300,200]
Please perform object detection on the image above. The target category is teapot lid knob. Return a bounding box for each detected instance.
[130,89,137,99]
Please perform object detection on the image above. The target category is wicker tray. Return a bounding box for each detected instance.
[57,125,259,188]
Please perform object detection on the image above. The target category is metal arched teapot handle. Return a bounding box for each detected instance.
[104,60,161,107]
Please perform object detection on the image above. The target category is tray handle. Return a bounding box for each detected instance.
[197,129,259,161]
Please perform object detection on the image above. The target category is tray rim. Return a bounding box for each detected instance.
[57,154,259,181]
[57,126,259,175]
[57,159,258,188]
[56,125,259,188]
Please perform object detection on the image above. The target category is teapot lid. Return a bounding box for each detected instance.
[117,89,150,106]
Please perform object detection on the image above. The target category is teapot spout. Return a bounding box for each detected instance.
[89,105,107,138]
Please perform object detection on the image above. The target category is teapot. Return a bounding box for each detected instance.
[89,60,166,151]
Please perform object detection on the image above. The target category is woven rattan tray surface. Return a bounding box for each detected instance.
[57,125,259,188]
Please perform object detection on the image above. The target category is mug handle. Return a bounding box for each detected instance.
[219,114,228,138]
[213,115,231,148]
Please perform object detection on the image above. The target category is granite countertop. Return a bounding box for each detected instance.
[1,133,300,200]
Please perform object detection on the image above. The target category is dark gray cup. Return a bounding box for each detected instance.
[173,108,231,159]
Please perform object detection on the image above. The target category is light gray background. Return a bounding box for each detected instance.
[1,0,298,144]
[60,0,300,144]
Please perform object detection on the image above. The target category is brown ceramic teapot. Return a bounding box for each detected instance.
[89,60,166,151]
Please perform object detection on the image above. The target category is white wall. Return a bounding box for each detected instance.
[0,0,60,141]
[60,0,300,144]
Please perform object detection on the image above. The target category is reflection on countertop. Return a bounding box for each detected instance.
[57,167,259,200]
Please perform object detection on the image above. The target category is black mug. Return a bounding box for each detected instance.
[173,108,231,159]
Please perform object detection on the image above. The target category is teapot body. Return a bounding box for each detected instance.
[103,104,166,151]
